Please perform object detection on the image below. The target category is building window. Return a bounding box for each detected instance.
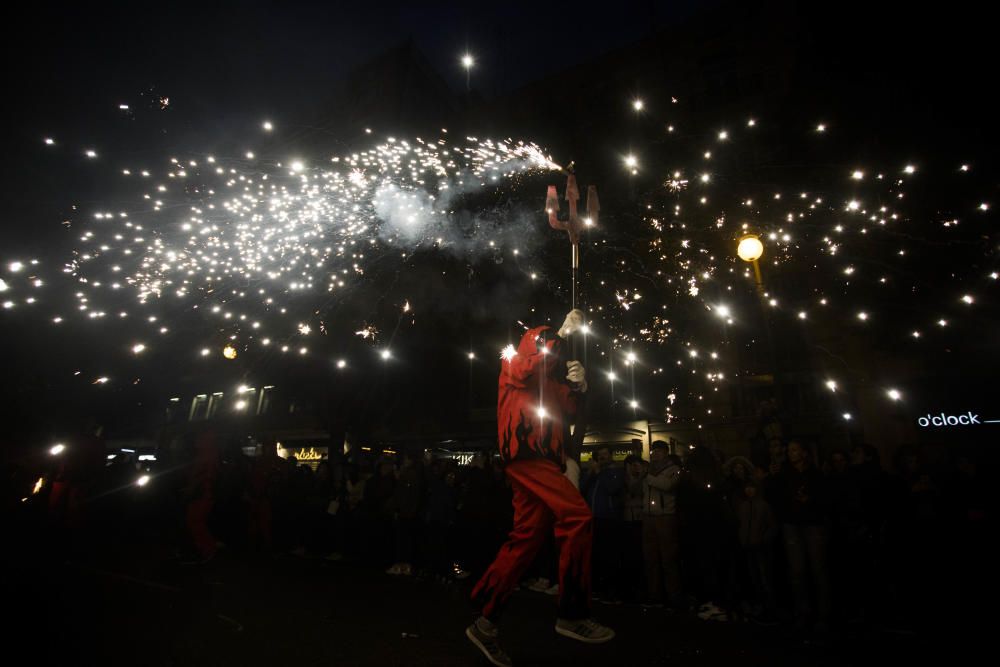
[189,394,209,421]
[207,392,224,418]
[257,386,274,415]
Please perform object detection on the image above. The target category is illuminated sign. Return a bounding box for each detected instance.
[292,447,326,462]
[581,445,642,462]
[917,412,1000,428]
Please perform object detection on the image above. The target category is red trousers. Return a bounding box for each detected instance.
[471,459,593,621]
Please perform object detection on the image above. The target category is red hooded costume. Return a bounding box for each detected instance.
[473,325,593,622]
[497,326,581,466]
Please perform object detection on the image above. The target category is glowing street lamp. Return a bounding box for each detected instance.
[49,444,66,456]
[737,234,764,293]
[461,54,474,91]
[737,234,764,261]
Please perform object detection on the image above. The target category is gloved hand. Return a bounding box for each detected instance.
[557,309,586,338]
[566,360,588,393]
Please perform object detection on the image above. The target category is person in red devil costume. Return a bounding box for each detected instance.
[466,309,614,666]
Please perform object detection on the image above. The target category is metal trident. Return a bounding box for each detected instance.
[546,165,599,310]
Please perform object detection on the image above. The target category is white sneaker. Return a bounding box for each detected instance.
[466,618,513,667]
[697,602,728,621]
[528,578,551,592]
[555,618,615,644]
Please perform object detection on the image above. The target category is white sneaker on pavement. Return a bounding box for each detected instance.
[554,618,615,644]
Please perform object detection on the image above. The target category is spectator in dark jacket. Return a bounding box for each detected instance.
[581,445,625,600]
[642,443,683,609]
[621,454,646,602]
[459,452,499,578]
[774,440,831,630]
[363,457,396,567]
[737,479,779,622]
[303,461,337,556]
[683,446,733,622]
[388,452,424,576]
[423,460,459,580]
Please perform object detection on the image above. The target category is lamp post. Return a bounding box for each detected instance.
[736,233,780,413]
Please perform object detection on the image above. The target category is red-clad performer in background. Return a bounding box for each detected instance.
[185,429,221,562]
[466,309,614,667]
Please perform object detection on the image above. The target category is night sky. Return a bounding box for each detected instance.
[2,1,706,250]
[1,1,998,443]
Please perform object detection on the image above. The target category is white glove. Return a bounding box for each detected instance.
[557,309,586,338]
[566,360,588,393]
